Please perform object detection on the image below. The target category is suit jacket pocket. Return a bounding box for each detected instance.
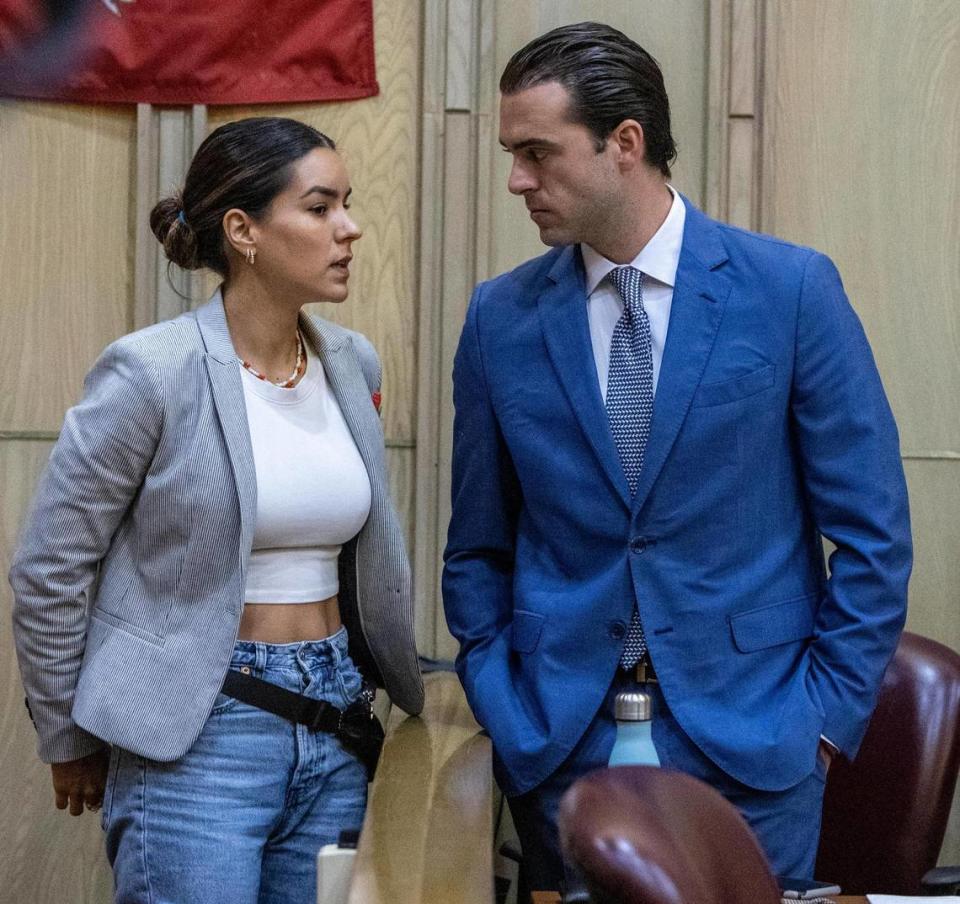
[729,592,817,652]
[511,610,545,654]
[693,363,775,408]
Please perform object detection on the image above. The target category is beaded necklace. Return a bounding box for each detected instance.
[240,331,304,388]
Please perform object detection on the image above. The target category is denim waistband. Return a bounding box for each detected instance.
[229,625,350,672]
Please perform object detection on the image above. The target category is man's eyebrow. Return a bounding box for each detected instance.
[498,138,562,152]
[299,185,349,200]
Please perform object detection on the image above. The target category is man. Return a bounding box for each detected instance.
[442,21,912,893]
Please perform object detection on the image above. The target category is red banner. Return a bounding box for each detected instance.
[0,0,377,105]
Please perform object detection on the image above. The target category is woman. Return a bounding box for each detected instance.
[10,116,423,904]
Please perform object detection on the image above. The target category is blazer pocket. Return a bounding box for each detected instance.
[511,610,545,654]
[729,592,817,653]
[89,607,165,647]
[693,363,775,408]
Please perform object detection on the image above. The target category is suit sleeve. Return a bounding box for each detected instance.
[791,251,912,758]
[9,339,164,763]
[442,286,522,712]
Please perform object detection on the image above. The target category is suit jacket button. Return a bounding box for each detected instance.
[609,621,626,640]
[630,537,648,554]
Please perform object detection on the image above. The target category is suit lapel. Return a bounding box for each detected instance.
[631,202,730,513]
[195,292,258,557]
[538,247,632,509]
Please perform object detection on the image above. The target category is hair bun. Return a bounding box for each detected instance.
[149,195,202,271]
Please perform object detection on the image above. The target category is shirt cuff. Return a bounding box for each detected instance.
[819,734,839,754]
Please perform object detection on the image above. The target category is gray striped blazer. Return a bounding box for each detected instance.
[10,292,423,764]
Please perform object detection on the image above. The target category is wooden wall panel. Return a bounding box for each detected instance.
[0,102,135,434]
[903,461,960,654]
[387,446,417,560]
[761,0,960,865]
[413,0,497,659]
[762,0,960,454]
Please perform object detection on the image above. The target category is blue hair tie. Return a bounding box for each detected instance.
[177,210,187,226]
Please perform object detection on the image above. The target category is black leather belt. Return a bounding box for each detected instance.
[220,669,384,779]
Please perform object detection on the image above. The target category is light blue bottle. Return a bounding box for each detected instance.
[608,688,660,767]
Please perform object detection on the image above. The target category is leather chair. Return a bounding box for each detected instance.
[816,631,960,895]
[558,766,781,904]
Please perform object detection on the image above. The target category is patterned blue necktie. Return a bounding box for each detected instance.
[606,266,653,668]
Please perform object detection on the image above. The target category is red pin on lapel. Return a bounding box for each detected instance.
[371,391,382,414]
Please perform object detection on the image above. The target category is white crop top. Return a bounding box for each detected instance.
[241,339,372,603]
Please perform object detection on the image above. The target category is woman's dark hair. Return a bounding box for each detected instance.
[150,117,335,277]
[500,21,677,178]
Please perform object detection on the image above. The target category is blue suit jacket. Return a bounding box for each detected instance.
[442,199,911,796]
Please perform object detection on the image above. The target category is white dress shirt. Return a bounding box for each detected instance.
[582,185,685,401]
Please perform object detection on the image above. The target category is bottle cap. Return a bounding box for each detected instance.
[614,689,653,721]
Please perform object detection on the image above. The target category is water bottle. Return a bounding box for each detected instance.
[608,687,660,767]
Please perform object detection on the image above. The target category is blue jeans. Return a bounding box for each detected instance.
[102,628,368,904]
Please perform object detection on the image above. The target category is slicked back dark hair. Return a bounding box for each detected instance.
[500,21,677,178]
[150,117,336,278]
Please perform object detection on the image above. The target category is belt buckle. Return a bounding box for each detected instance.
[337,702,369,744]
[307,702,335,734]
[634,657,658,685]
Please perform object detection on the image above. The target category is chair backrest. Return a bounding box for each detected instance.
[559,766,781,904]
[816,631,960,895]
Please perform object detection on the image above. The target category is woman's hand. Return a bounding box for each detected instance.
[51,748,110,815]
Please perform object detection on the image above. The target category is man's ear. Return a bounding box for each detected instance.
[610,119,646,171]
[222,208,257,258]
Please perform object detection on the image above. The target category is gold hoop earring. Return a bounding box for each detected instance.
[246,248,256,265]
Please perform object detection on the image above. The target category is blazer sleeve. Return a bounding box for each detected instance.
[9,337,164,763]
[791,251,912,758]
[442,285,523,711]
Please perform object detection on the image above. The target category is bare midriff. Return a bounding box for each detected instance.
[237,595,342,644]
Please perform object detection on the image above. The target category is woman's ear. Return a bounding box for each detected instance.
[222,208,257,259]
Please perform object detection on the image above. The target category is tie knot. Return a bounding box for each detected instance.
[609,266,644,311]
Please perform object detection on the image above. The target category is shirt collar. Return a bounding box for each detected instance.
[582,184,685,295]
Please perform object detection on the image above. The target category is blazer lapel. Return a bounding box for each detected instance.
[299,316,383,488]
[538,247,631,509]
[195,292,258,557]
[632,201,730,513]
